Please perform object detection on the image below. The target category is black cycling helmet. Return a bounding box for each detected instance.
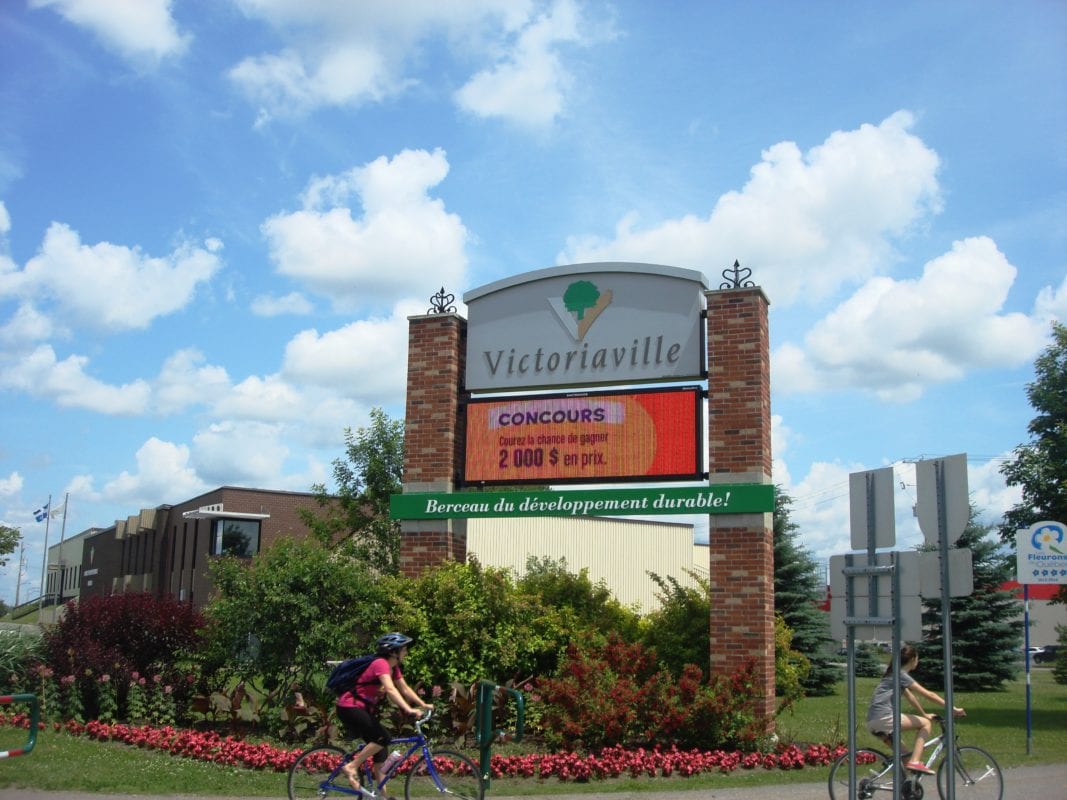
[376,632,414,655]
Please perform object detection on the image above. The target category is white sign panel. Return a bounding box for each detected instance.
[464,263,708,391]
[1015,521,1067,585]
[915,454,969,547]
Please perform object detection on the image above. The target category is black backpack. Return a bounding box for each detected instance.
[325,654,377,696]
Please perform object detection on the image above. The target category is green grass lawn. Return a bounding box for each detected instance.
[2,669,1064,796]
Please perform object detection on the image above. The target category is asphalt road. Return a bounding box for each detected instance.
[2,762,1064,800]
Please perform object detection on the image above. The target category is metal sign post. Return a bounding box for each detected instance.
[1014,520,1067,756]
[915,454,969,800]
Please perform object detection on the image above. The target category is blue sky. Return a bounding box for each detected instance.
[1,0,1065,605]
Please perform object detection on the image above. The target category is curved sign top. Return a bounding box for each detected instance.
[463,262,709,391]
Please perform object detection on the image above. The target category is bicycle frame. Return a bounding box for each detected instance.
[862,719,950,790]
[321,714,444,797]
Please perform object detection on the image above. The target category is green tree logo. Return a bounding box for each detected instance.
[563,280,601,320]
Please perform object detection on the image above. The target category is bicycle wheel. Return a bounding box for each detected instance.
[404,749,484,800]
[288,745,349,800]
[936,746,1003,800]
[828,748,892,800]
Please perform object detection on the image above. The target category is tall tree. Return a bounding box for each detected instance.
[915,510,1022,691]
[0,524,19,568]
[299,407,405,574]
[773,488,841,695]
[999,321,1067,539]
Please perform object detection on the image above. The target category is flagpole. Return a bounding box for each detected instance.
[14,537,25,608]
[55,493,69,610]
[36,493,52,620]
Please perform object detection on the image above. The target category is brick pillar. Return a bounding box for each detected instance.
[399,312,468,577]
[705,286,775,723]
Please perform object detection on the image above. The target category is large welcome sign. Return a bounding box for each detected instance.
[464,385,702,485]
[464,263,707,392]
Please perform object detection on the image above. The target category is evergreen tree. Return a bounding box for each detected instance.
[773,488,841,695]
[915,510,1022,691]
[1053,624,1067,686]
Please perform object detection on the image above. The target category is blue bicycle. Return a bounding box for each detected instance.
[287,710,484,800]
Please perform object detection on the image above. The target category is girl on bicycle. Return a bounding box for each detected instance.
[865,643,965,775]
[337,632,432,792]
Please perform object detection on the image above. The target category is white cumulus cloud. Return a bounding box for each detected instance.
[227,0,595,126]
[192,421,290,486]
[0,223,221,333]
[0,344,150,415]
[0,471,24,497]
[281,301,416,403]
[262,150,467,311]
[30,0,190,66]
[154,348,231,415]
[455,0,584,127]
[100,437,207,505]
[773,237,1051,401]
[561,111,942,305]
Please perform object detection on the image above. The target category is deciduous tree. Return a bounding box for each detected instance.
[999,321,1067,539]
[0,524,19,568]
[300,407,404,574]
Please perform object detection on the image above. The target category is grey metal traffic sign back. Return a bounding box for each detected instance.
[849,466,895,549]
[915,453,969,546]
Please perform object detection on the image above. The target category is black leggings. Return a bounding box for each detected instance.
[336,704,390,762]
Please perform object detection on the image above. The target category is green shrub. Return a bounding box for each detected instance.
[0,628,43,694]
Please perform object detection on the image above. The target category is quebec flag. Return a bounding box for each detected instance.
[33,503,49,522]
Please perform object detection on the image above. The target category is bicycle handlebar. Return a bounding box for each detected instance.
[414,707,434,730]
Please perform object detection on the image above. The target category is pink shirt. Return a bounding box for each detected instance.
[336,657,400,709]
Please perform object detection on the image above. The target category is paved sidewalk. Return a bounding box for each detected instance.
[2,762,1064,800]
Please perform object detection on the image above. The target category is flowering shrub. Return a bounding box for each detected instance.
[42,593,204,721]
[535,636,768,751]
[0,711,850,781]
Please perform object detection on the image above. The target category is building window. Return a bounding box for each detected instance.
[211,519,260,558]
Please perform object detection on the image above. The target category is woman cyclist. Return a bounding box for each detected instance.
[336,633,432,791]
[866,643,964,775]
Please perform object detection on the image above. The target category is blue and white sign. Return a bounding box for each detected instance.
[1015,520,1067,585]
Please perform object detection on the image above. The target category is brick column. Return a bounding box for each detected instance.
[399,313,467,576]
[705,287,775,722]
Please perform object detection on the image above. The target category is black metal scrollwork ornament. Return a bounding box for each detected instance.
[720,260,755,290]
[427,287,456,314]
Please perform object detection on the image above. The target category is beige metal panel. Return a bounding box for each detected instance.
[468,517,697,612]
[692,542,710,578]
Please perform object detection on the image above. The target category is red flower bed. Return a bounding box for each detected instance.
[0,712,848,781]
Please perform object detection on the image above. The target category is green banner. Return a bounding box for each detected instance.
[390,484,774,520]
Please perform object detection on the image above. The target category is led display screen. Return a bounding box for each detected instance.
[463,386,702,485]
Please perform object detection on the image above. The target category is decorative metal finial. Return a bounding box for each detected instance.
[719,259,754,290]
[428,286,456,314]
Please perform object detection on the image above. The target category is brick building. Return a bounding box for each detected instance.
[77,486,321,608]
